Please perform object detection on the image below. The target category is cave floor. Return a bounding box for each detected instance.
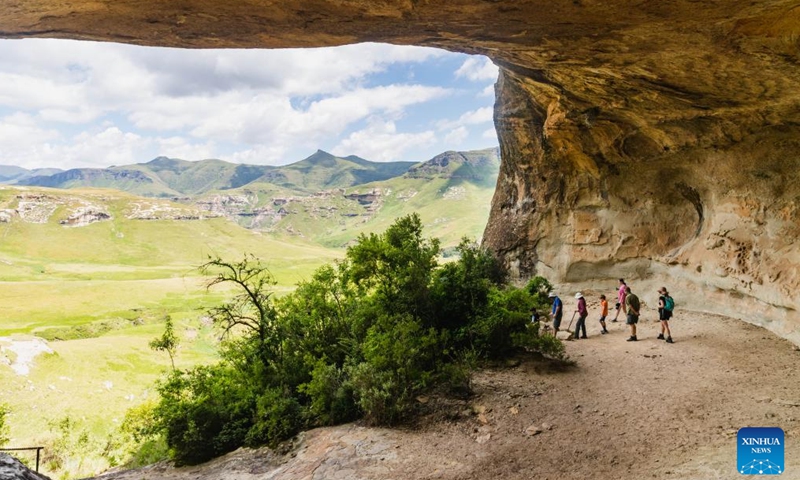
[91,310,800,480]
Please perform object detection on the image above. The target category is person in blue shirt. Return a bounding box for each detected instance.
[549,292,563,336]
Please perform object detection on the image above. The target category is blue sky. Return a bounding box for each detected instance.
[0,39,498,169]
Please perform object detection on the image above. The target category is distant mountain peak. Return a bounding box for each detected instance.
[302,150,339,167]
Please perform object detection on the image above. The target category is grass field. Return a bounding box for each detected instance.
[0,187,345,478]
[0,181,493,478]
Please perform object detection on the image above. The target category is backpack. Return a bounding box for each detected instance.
[664,295,675,312]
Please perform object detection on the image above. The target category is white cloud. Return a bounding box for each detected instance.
[0,120,151,169]
[332,119,436,162]
[228,145,293,166]
[455,57,498,82]
[482,127,498,140]
[444,126,469,145]
[436,106,493,131]
[157,137,218,161]
[62,127,152,168]
[0,39,494,169]
[480,84,495,97]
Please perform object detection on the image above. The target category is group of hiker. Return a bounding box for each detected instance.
[540,279,675,343]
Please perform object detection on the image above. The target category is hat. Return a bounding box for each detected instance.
[548,292,556,298]
[575,292,583,299]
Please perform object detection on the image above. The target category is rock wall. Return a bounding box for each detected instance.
[0,0,798,341]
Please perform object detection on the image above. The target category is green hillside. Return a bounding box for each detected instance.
[0,165,63,184]
[259,150,414,192]
[15,158,271,197]
[234,147,501,249]
[122,157,271,196]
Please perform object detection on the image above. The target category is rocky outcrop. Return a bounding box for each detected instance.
[59,207,111,227]
[0,1,798,340]
[125,200,218,221]
[0,453,51,480]
[0,209,14,223]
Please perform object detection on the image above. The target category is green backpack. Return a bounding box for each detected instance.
[664,295,675,312]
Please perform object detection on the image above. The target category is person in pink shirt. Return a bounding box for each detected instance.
[573,292,588,339]
[612,278,627,322]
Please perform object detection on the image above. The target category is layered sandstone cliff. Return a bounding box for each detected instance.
[1,0,798,341]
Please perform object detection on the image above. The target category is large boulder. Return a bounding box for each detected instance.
[0,453,51,480]
[0,0,797,340]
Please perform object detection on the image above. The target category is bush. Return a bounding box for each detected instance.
[299,361,359,426]
[245,388,303,447]
[153,367,255,465]
[146,214,563,465]
[0,404,9,447]
[466,287,532,358]
[109,401,169,469]
[525,276,554,309]
[512,321,567,360]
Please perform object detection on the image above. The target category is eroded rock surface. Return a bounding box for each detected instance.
[0,1,798,339]
[0,453,51,480]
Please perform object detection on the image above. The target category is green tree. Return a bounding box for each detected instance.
[149,315,179,370]
[346,213,440,323]
[200,255,282,369]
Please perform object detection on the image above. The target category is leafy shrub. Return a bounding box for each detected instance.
[0,404,9,447]
[146,214,563,464]
[41,415,96,476]
[107,400,169,469]
[245,388,303,447]
[525,276,554,308]
[299,361,359,426]
[153,367,254,465]
[467,287,532,358]
[512,321,567,360]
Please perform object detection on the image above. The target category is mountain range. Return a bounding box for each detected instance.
[1,147,500,249]
[2,150,425,197]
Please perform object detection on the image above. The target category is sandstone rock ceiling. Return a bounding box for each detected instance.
[1,1,799,340]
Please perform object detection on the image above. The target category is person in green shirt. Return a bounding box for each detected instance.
[624,286,640,341]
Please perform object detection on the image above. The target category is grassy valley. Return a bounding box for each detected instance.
[0,147,499,478]
[0,186,343,477]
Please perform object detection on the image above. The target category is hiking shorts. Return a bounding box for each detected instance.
[660,309,672,321]
[553,315,562,330]
[626,313,639,325]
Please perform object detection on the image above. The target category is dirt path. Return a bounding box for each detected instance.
[92,310,800,480]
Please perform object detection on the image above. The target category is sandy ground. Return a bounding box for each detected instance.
[91,310,800,480]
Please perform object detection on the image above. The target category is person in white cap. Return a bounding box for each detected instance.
[549,292,563,335]
[574,292,588,339]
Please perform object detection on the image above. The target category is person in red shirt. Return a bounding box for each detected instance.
[598,294,609,334]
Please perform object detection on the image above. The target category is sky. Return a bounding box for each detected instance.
[0,39,499,169]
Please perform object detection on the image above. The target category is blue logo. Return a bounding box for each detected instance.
[738,427,784,475]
